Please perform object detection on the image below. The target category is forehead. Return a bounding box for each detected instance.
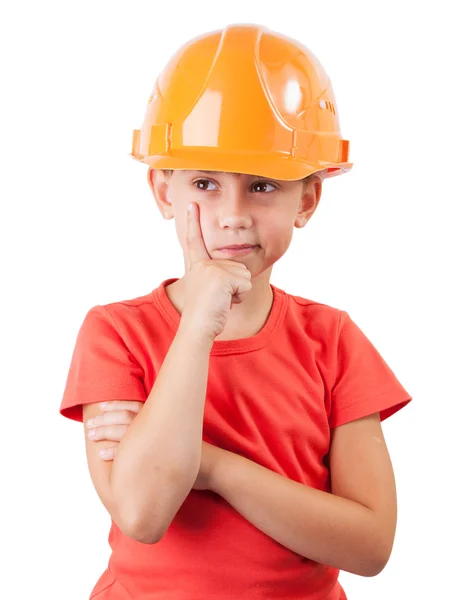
[189,170,244,178]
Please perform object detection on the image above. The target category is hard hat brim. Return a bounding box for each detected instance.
[131,150,353,181]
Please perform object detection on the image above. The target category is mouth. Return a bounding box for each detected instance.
[218,244,258,250]
[216,244,259,256]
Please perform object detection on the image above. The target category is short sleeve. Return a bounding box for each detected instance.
[59,305,147,423]
[329,311,412,428]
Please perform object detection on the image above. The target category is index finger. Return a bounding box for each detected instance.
[186,202,211,265]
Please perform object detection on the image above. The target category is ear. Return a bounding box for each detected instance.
[147,167,174,220]
[294,176,322,228]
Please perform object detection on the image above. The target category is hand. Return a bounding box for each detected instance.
[181,202,252,341]
[86,401,144,460]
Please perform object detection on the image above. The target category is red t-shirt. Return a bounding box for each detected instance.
[60,278,412,599]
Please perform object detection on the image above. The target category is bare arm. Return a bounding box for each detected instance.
[110,323,213,543]
[102,201,250,544]
[210,412,397,576]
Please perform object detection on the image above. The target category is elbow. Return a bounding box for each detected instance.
[357,513,395,577]
[121,516,164,545]
[360,541,393,577]
[131,529,163,545]
[112,489,171,544]
[113,469,196,545]
[347,518,394,577]
[115,505,164,545]
[361,557,389,578]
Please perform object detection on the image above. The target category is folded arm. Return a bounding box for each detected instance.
[211,412,397,577]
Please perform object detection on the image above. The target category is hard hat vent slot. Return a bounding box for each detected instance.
[319,99,336,115]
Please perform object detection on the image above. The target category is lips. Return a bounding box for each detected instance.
[218,244,257,250]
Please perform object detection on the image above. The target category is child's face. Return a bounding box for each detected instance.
[148,169,321,277]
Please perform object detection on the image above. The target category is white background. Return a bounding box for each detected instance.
[2,1,471,598]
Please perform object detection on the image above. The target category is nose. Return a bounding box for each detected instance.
[217,190,253,230]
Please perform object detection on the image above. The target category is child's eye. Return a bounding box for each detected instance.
[193,179,218,191]
[192,179,277,193]
[252,181,277,193]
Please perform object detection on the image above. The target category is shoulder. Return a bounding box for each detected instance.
[102,288,155,314]
[280,287,346,336]
[85,287,161,333]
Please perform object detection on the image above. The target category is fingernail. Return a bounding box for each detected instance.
[100,402,108,409]
[100,449,111,458]
[88,429,96,438]
[86,419,93,428]
[187,203,193,212]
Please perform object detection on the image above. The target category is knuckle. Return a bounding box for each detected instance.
[92,428,103,440]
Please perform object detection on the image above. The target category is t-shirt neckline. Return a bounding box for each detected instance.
[152,277,287,355]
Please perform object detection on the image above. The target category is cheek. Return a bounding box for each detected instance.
[263,215,295,251]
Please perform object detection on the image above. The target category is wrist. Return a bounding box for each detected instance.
[176,319,215,350]
[210,448,236,495]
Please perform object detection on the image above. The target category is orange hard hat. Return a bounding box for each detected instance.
[130,24,353,181]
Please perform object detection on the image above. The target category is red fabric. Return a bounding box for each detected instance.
[60,278,412,599]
